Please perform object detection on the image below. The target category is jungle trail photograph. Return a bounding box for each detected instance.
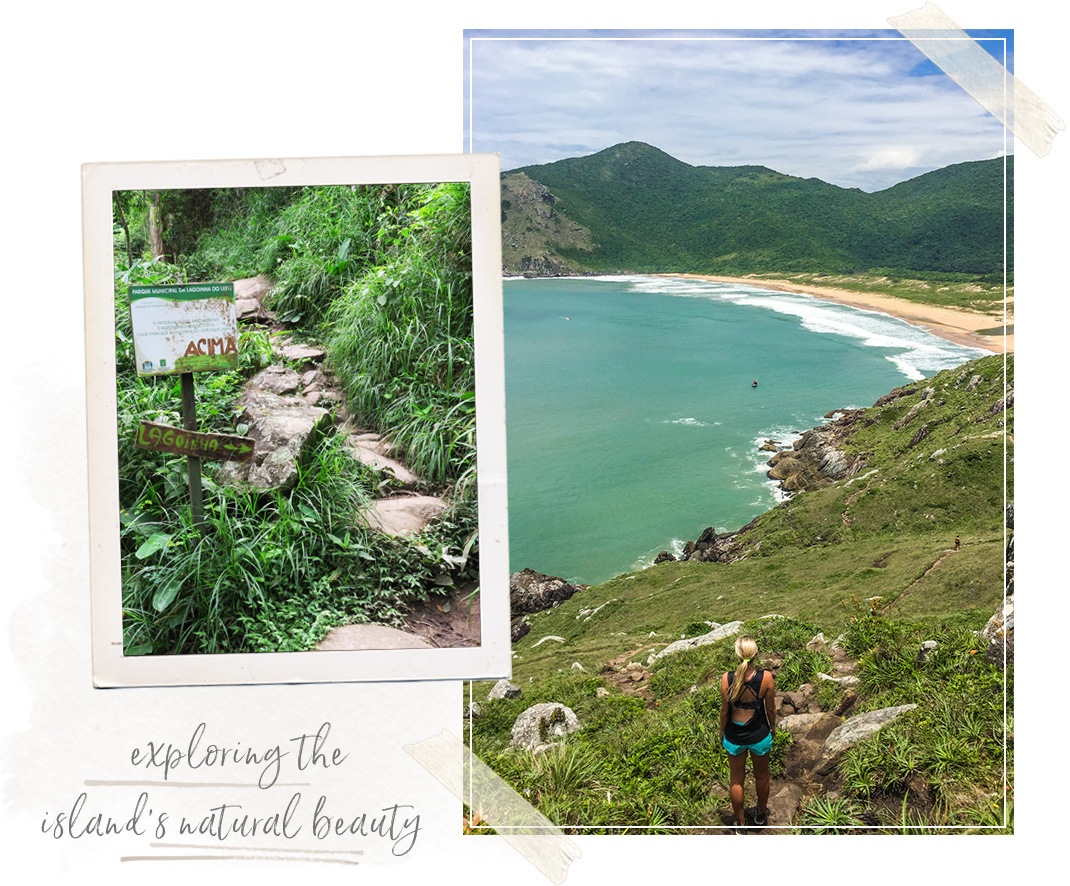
[113,181,483,658]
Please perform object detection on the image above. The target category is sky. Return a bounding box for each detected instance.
[465,29,1014,192]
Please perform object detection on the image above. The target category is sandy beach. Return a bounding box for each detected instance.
[665,274,1013,354]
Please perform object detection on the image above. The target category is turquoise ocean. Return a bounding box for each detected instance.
[502,275,990,586]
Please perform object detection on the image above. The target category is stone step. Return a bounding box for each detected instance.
[357,495,448,537]
[316,624,432,651]
[349,437,420,487]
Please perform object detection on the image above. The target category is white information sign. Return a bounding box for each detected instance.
[129,282,238,376]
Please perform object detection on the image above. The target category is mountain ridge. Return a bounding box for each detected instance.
[501,141,1011,280]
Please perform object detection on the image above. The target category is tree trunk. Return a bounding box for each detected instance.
[147,190,166,261]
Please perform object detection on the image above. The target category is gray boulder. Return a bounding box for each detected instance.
[510,616,531,643]
[647,621,743,664]
[233,275,276,323]
[487,680,521,701]
[510,703,581,752]
[982,595,1014,668]
[817,704,918,774]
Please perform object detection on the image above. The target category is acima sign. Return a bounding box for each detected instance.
[129,283,238,376]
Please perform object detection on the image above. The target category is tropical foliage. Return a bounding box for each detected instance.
[114,182,477,655]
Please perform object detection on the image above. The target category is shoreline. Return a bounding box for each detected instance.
[662,273,1014,354]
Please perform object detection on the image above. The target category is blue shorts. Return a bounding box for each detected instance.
[722,731,773,757]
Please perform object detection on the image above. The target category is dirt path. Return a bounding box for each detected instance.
[401,581,481,648]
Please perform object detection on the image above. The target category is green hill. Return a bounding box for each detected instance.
[469,353,1012,833]
[502,142,1011,283]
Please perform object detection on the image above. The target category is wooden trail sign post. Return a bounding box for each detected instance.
[128,283,247,531]
[134,421,255,462]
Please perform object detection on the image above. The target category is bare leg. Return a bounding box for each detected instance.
[728,751,747,826]
[752,751,770,817]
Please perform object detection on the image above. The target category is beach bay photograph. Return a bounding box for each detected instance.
[464,30,1013,834]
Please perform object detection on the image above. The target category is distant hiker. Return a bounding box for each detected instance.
[719,635,776,828]
[955,535,961,550]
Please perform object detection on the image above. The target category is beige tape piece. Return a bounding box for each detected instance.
[890,3,1064,157]
[405,731,581,884]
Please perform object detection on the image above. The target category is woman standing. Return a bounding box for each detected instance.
[719,636,776,827]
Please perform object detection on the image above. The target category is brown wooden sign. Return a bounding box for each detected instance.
[135,421,255,463]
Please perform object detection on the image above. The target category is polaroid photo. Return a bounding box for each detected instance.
[84,153,510,687]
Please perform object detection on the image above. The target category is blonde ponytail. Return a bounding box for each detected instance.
[728,636,759,705]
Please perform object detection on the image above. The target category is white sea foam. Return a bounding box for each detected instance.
[632,537,688,571]
[664,416,708,427]
[622,276,989,381]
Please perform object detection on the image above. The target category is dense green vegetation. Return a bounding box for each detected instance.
[114,184,477,655]
[503,142,1011,300]
[470,354,1011,832]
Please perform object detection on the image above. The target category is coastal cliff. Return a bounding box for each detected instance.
[658,356,1009,567]
[500,172,596,276]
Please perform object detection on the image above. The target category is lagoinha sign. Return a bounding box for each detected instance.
[129,283,238,376]
[135,421,255,463]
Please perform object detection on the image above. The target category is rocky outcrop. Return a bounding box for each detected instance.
[500,172,596,277]
[1005,504,1014,596]
[509,703,581,752]
[510,568,582,616]
[216,365,333,489]
[647,621,744,664]
[659,526,743,565]
[816,704,918,774]
[511,616,531,643]
[766,411,866,494]
[982,594,1014,668]
[981,505,1014,668]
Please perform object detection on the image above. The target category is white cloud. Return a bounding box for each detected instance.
[853,147,924,171]
[467,31,1010,191]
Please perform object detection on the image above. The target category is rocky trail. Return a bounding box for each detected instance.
[224,276,479,650]
[488,564,1016,833]
[605,629,872,832]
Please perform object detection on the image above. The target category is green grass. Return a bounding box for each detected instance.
[469,353,1012,832]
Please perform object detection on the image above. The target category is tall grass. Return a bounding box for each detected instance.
[325,182,474,485]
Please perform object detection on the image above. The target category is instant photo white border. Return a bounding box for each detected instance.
[83,153,510,687]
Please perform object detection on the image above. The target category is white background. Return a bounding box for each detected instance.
[2,1,1063,883]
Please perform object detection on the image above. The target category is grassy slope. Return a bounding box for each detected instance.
[470,353,1011,830]
[503,353,1009,676]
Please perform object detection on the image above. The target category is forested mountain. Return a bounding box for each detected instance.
[501,142,1011,280]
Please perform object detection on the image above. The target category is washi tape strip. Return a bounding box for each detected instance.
[404,731,581,884]
[890,3,1064,157]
